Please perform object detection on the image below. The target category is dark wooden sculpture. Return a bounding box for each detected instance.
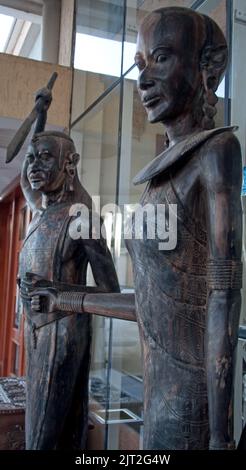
[27,7,243,450]
[18,88,119,449]
[128,7,242,450]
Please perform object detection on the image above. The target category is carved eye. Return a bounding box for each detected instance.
[213,52,225,64]
[135,60,145,71]
[26,154,34,164]
[156,54,167,63]
[40,153,51,162]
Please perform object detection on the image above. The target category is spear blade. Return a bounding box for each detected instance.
[5,71,58,164]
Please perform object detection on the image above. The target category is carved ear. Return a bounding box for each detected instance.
[65,152,79,172]
[64,153,80,191]
[200,45,228,94]
[68,152,79,165]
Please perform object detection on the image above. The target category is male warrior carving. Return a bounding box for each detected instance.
[18,89,119,449]
[29,8,243,450]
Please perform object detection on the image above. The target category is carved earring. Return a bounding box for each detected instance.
[65,153,78,192]
[202,92,217,130]
[201,72,218,130]
[67,169,75,192]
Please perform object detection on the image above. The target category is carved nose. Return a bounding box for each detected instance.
[139,80,155,90]
[138,77,155,90]
[138,70,155,91]
[30,158,41,170]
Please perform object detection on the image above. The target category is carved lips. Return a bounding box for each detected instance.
[28,171,47,190]
[142,94,161,108]
[28,171,46,183]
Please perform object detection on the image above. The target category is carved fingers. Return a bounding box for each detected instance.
[35,87,52,113]
[29,287,58,313]
[19,274,57,313]
[31,294,42,312]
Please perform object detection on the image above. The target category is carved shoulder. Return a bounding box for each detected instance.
[199,131,242,192]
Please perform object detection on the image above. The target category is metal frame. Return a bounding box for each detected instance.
[234,328,246,444]
[104,0,127,449]
[92,408,143,425]
[191,0,207,8]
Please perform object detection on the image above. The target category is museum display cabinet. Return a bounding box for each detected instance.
[0,0,245,449]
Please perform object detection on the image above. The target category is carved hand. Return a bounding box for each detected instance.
[20,274,58,313]
[29,287,59,313]
[209,436,236,450]
[35,87,52,114]
[20,274,49,301]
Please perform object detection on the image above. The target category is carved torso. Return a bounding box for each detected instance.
[19,202,91,449]
[19,203,87,284]
[126,128,235,449]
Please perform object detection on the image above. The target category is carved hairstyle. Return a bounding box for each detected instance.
[199,14,228,129]
[32,131,79,165]
[147,7,228,130]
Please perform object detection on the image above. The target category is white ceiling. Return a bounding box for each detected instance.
[0,1,42,13]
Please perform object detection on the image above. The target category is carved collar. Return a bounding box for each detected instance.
[133,126,237,185]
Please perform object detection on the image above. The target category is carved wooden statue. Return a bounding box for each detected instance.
[19,89,119,449]
[27,7,243,450]
[125,7,242,450]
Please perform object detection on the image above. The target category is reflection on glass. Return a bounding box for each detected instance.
[106,318,143,450]
[115,74,163,288]
[11,342,19,376]
[71,84,120,206]
[71,0,236,450]
[0,14,15,51]
[71,70,117,123]
[0,12,41,60]
[73,0,124,118]
[87,317,111,450]
[104,69,165,449]
[74,0,124,76]
[92,408,143,424]
[74,34,123,76]
[196,0,226,32]
[19,206,27,241]
[14,284,23,329]
[231,0,246,325]
[71,85,121,449]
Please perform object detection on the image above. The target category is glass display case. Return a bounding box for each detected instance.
[71,0,246,448]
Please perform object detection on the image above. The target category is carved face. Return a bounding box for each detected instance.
[26,137,65,192]
[135,11,203,123]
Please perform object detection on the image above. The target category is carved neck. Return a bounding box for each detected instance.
[42,183,72,208]
[164,86,204,147]
[164,113,202,148]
